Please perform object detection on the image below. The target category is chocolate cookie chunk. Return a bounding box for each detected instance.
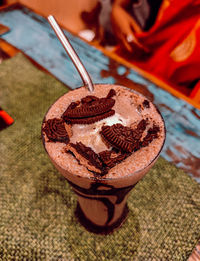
[100,119,150,153]
[106,89,116,99]
[42,118,70,143]
[99,149,129,169]
[141,124,160,147]
[66,142,104,174]
[63,98,115,118]
[62,89,116,125]
[64,110,115,124]
[142,99,150,108]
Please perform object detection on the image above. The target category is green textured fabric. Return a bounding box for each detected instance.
[0,53,200,260]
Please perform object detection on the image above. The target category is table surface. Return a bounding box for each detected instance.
[0,4,200,260]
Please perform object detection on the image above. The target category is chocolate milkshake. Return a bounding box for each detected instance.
[42,84,165,234]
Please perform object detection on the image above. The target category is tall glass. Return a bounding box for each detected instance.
[41,84,166,234]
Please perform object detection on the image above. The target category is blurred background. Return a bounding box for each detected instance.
[1,0,103,35]
[1,0,200,105]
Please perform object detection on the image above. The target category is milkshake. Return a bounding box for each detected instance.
[42,84,165,234]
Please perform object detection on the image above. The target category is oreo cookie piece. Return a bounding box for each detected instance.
[141,124,160,147]
[64,110,115,124]
[142,99,150,108]
[81,95,99,104]
[66,142,105,174]
[106,89,116,99]
[62,89,116,125]
[101,122,147,153]
[63,97,115,118]
[132,119,148,139]
[100,119,149,153]
[99,149,129,169]
[42,118,71,144]
[101,124,136,152]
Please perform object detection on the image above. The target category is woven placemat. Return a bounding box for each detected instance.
[0,53,200,260]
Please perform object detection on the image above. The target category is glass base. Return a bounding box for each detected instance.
[75,202,129,235]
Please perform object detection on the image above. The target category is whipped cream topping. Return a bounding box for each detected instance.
[70,113,128,153]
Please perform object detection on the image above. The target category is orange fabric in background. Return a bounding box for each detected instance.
[132,0,200,87]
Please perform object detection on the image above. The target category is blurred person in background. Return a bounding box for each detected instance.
[111,0,200,89]
[80,0,117,46]
[111,0,162,52]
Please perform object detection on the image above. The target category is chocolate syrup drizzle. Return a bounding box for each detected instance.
[67,179,137,233]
